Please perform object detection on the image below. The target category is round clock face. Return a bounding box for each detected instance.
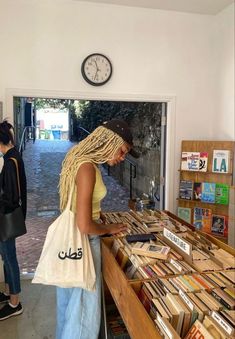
[81,53,112,86]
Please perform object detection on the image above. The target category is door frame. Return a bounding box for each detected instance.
[5,88,176,212]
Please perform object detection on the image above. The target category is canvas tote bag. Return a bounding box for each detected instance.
[32,186,96,291]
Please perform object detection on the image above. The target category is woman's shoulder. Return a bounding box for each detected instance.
[76,161,96,175]
[77,161,95,169]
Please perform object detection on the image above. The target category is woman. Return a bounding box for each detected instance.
[0,120,27,320]
[57,119,138,339]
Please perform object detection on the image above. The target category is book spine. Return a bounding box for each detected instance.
[211,290,232,310]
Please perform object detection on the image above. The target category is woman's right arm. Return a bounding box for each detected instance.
[75,162,127,235]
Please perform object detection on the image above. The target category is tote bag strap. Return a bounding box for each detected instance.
[65,184,75,211]
[64,161,91,212]
[9,157,22,206]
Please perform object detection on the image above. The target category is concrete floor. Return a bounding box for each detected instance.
[0,277,56,339]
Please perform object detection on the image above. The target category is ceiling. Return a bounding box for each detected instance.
[75,0,234,15]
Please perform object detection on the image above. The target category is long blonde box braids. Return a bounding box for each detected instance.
[59,126,125,210]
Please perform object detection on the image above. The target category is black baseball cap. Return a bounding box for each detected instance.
[103,119,139,158]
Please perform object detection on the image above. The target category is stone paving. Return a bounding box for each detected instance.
[17,139,130,274]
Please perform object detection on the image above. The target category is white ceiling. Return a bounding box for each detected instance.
[75,0,234,15]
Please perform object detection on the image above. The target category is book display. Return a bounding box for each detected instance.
[177,140,234,241]
[101,209,235,339]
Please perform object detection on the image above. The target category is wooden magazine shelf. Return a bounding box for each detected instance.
[177,198,228,214]
[178,140,235,241]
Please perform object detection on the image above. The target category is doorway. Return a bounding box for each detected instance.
[10,92,173,274]
[13,96,167,208]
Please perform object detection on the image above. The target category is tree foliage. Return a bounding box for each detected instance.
[76,100,160,132]
[35,98,73,110]
[34,98,162,149]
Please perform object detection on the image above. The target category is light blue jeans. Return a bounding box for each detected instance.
[56,235,101,339]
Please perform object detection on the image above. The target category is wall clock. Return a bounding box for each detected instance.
[81,53,112,86]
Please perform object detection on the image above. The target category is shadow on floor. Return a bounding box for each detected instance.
[0,278,56,339]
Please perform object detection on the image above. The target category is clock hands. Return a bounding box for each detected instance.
[93,60,101,81]
[94,60,98,70]
[94,70,98,81]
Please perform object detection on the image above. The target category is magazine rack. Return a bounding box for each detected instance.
[178,140,235,242]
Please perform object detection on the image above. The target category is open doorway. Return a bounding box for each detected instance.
[13,95,168,274]
[13,96,167,207]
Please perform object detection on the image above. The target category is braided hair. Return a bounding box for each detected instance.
[59,126,125,210]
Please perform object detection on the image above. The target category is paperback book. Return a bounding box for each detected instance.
[215,183,229,205]
[211,214,228,237]
[193,182,202,201]
[178,207,192,224]
[212,150,230,173]
[131,242,170,260]
[199,152,208,172]
[193,207,212,233]
[179,180,193,200]
[201,182,216,203]
[181,152,200,171]
[185,320,215,339]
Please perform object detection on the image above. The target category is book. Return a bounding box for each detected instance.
[212,150,230,173]
[215,183,229,205]
[193,207,212,233]
[161,296,180,331]
[220,271,235,284]
[174,295,192,337]
[196,290,223,312]
[181,152,200,171]
[177,207,191,223]
[199,152,208,172]
[211,214,228,237]
[166,293,185,335]
[185,320,215,339]
[220,310,235,328]
[131,242,170,260]
[179,180,193,200]
[154,314,181,339]
[138,283,152,312]
[203,315,228,339]
[211,289,235,310]
[201,182,216,203]
[115,247,129,269]
[123,255,138,279]
[193,182,202,201]
[126,233,156,243]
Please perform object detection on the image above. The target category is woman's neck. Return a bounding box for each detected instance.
[2,144,14,155]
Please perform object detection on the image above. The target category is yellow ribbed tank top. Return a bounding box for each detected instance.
[70,161,107,220]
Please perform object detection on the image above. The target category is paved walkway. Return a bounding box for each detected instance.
[17,139,130,274]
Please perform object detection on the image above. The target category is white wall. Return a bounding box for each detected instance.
[0,0,234,211]
[213,3,234,140]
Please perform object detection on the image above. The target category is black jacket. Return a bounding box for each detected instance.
[0,147,27,219]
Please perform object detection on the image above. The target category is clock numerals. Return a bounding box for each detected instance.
[81,53,112,86]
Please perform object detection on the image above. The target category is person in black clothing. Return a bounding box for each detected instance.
[0,120,27,320]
